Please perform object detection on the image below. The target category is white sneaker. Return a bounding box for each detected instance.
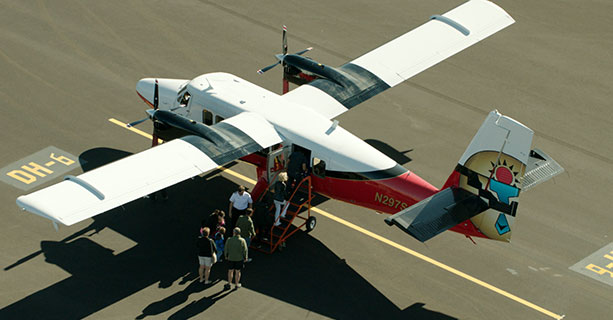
[280,215,286,218]
[274,222,281,226]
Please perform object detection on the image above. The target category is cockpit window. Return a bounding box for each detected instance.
[177,91,191,107]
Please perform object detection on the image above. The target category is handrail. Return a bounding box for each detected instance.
[269,176,312,252]
[256,169,283,202]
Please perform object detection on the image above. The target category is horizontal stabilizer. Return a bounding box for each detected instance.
[522,149,564,191]
[385,187,487,242]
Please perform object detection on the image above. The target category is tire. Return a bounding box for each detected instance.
[305,216,317,232]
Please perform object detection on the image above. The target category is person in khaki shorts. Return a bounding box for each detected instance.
[224,227,248,289]
[196,227,217,284]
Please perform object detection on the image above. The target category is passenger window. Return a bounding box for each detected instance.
[203,109,213,125]
[215,115,225,123]
[312,158,326,178]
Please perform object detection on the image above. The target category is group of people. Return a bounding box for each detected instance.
[197,185,256,290]
[195,150,311,290]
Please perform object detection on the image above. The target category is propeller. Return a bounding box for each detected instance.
[127,79,159,128]
[256,25,312,75]
[126,117,149,128]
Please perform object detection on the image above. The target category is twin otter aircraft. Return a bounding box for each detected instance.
[17,0,562,243]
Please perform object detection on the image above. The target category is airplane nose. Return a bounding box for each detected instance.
[136,78,156,108]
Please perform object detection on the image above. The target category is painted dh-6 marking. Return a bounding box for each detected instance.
[0,146,81,191]
[570,242,613,287]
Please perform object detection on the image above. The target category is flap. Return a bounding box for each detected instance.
[17,139,217,226]
[283,0,514,119]
[16,112,283,226]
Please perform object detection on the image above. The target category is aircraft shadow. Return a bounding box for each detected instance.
[1,148,453,320]
[79,147,133,172]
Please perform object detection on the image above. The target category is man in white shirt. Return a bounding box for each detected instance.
[228,185,253,234]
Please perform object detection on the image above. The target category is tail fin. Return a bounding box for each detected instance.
[445,110,533,241]
[386,110,533,242]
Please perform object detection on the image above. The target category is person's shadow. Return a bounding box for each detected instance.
[167,288,233,319]
[135,280,228,319]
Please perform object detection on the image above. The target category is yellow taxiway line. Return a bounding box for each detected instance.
[108,117,564,320]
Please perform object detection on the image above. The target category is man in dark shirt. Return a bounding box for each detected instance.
[287,151,307,188]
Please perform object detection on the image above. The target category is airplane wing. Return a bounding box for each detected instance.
[282,0,514,119]
[16,112,282,226]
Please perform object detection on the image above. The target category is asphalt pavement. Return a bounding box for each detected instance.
[1,0,612,319]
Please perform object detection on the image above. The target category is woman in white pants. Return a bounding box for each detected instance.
[273,172,289,226]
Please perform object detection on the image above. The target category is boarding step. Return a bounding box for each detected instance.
[252,176,314,254]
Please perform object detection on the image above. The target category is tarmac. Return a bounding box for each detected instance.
[1,0,612,319]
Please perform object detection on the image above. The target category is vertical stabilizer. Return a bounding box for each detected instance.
[386,110,534,242]
[447,110,533,241]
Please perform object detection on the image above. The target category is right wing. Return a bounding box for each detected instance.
[283,0,514,119]
[16,112,283,226]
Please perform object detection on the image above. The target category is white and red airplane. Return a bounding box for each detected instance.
[16,0,562,243]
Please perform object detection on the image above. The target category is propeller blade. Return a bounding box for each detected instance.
[153,79,159,110]
[257,61,281,74]
[127,109,157,128]
[282,25,288,55]
[126,117,149,128]
[294,47,313,56]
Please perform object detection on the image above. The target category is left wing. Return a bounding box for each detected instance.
[283,0,514,119]
[16,112,282,226]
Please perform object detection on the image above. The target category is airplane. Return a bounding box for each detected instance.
[16,0,563,244]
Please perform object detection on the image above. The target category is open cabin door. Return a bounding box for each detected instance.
[266,145,291,184]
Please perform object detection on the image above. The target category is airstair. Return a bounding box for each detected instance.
[253,176,316,254]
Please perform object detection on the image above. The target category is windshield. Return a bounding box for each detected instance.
[177,91,191,106]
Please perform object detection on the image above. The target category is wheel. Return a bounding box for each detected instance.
[305,216,317,232]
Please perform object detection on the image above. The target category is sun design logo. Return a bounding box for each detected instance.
[487,160,521,236]
[489,159,520,187]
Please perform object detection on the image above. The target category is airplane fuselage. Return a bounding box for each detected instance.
[136,72,485,239]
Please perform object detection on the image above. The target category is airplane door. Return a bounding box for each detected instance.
[267,145,291,183]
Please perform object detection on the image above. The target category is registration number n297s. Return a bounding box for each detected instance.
[374,192,408,210]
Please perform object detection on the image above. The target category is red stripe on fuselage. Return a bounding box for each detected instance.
[243,156,488,239]
[310,169,488,239]
[311,170,438,214]
[136,91,155,108]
